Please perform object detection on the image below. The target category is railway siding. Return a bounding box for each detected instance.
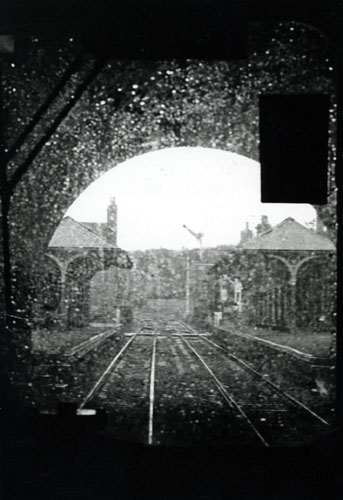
[32,333,125,409]
[216,327,333,362]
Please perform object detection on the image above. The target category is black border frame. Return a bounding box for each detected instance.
[1,1,342,499]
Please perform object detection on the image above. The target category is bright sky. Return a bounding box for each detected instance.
[66,147,316,250]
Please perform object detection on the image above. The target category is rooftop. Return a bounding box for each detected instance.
[49,217,116,249]
[241,217,335,251]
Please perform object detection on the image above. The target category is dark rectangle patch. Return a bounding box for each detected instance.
[260,95,329,204]
[83,3,247,59]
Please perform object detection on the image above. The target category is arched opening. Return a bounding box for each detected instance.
[47,146,317,329]
[35,255,62,327]
[296,255,336,331]
[249,257,291,329]
[27,145,335,448]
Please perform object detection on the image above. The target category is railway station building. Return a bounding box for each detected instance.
[207,217,336,332]
[38,198,132,328]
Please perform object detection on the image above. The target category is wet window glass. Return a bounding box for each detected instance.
[0,22,336,447]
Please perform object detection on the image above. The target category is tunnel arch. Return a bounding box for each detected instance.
[3,22,336,325]
[0,12,338,452]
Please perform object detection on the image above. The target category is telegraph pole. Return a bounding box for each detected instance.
[182,225,204,317]
[182,224,204,259]
[185,253,190,316]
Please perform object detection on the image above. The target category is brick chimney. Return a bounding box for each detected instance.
[315,212,327,234]
[256,215,271,235]
[240,222,253,244]
[106,197,117,245]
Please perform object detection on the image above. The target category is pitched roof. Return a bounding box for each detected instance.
[49,217,116,249]
[81,222,107,236]
[241,217,335,251]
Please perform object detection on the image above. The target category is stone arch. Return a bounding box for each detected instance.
[29,253,64,327]
[65,253,105,327]
[3,25,335,328]
[268,254,329,330]
[40,254,63,311]
[296,254,336,330]
[37,252,91,325]
[257,256,291,328]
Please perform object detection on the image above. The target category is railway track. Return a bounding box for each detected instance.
[172,320,330,425]
[66,324,122,359]
[78,333,139,409]
[75,315,332,446]
[77,324,160,444]
[179,335,269,446]
[184,331,330,427]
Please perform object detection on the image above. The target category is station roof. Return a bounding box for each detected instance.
[81,221,107,236]
[49,216,116,249]
[241,218,335,251]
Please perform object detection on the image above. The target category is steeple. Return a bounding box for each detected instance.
[106,197,117,245]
